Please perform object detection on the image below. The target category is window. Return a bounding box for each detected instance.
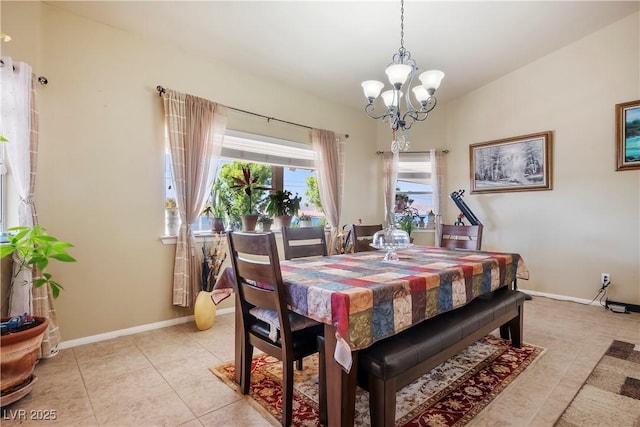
[164,130,324,234]
[395,152,434,217]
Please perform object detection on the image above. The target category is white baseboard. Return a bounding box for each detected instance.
[518,288,604,307]
[58,306,235,350]
[58,289,600,351]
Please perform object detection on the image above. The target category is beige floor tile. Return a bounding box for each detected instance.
[197,399,276,426]
[3,298,637,426]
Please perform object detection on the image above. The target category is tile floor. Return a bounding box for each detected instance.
[1,296,639,426]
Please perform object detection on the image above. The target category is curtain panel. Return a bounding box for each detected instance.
[382,151,399,228]
[1,58,61,356]
[162,89,227,307]
[311,129,344,255]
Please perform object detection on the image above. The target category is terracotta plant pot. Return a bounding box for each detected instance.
[274,215,292,229]
[240,214,259,232]
[1,316,49,406]
[211,218,225,233]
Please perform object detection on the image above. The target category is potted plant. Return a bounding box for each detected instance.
[165,197,179,236]
[257,214,273,232]
[264,190,301,229]
[298,214,313,228]
[396,207,419,242]
[230,166,271,231]
[0,225,76,406]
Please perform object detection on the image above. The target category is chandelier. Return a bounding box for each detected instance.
[360,0,444,152]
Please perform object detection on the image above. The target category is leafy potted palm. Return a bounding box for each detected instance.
[0,225,76,406]
[264,190,301,229]
[230,166,271,231]
[396,207,419,243]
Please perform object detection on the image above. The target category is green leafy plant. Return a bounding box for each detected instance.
[257,214,273,224]
[230,166,271,214]
[264,190,301,217]
[396,207,419,235]
[0,226,76,298]
[298,214,312,221]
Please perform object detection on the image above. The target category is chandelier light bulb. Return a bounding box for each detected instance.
[411,85,430,104]
[381,90,403,108]
[418,70,445,94]
[385,63,412,88]
[361,80,385,103]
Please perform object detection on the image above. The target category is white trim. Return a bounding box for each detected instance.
[58,306,235,350]
[518,288,606,307]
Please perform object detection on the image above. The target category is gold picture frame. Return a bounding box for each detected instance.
[470,131,552,194]
[615,99,640,171]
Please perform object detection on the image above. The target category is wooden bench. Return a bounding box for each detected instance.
[319,287,526,427]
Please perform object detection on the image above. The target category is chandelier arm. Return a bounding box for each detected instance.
[364,104,392,121]
[402,97,437,126]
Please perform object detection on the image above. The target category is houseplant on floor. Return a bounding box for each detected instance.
[0,225,76,406]
[264,190,301,229]
[230,166,270,231]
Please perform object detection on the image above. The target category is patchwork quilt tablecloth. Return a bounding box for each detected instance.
[213,246,528,370]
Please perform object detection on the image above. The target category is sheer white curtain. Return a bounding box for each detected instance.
[2,57,35,315]
[1,58,61,355]
[163,89,227,307]
[382,151,399,228]
[311,129,344,255]
[431,148,446,244]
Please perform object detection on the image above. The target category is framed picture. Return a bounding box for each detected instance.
[470,131,552,194]
[615,99,640,171]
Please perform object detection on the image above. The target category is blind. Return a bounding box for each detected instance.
[222,130,314,169]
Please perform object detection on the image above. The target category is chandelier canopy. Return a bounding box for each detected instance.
[361,0,444,152]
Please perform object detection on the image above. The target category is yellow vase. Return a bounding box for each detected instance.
[194,291,216,331]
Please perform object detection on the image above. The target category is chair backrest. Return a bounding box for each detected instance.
[350,224,383,253]
[437,224,483,250]
[281,226,328,260]
[226,231,293,334]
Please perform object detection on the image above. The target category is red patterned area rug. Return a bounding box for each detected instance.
[211,335,544,426]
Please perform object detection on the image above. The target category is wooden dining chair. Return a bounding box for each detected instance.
[438,224,484,250]
[350,224,383,252]
[227,231,324,427]
[281,226,328,260]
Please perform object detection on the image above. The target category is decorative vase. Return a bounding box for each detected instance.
[194,291,216,331]
[274,215,292,229]
[261,222,272,232]
[300,220,313,228]
[240,214,259,232]
[165,208,180,235]
[1,316,49,407]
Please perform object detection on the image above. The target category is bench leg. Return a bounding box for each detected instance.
[369,376,397,427]
[499,324,510,341]
[508,305,523,348]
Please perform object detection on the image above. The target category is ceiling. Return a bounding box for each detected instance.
[46,1,639,110]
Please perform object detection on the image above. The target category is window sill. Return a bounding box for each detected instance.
[160,229,282,245]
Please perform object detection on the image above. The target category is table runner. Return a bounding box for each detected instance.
[213,246,528,371]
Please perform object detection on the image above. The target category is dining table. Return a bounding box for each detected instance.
[213,245,529,427]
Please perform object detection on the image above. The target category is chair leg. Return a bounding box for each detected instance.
[240,342,253,395]
[318,336,327,425]
[296,358,303,371]
[282,359,295,427]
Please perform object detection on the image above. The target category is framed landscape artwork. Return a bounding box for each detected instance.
[470,131,552,194]
[615,99,640,171]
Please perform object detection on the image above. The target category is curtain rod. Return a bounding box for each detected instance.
[376,149,449,154]
[0,60,48,85]
[156,85,348,139]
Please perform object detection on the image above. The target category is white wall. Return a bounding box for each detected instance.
[2,2,638,342]
[1,1,380,339]
[443,13,640,305]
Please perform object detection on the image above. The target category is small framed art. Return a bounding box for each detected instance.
[616,99,640,171]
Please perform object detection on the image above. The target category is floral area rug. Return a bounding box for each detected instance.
[554,339,640,427]
[210,335,544,426]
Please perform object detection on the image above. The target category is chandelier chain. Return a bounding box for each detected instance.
[399,0,405,54]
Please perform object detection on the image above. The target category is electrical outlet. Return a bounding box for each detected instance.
[601,273,610,287]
